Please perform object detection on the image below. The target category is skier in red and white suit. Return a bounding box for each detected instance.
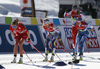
[64,5,85,53]
[10,18,31,63]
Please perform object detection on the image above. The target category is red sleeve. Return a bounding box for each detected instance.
[64,13,67,17]
[65,14,67,17]
[19,23,27,29]
[19,23,28,33]
[43,25,47,30]
[50,22,54,26]
[9,25,13,32]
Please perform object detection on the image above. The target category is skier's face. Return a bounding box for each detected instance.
[44,20,49,24]
[76,20,81,26]
[11,25,18,30]
[72,9,77,13]
[45,23,50,28]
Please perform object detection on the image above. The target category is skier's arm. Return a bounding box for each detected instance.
[85,23,94,31]
[87,23,93,28]
[42,27,47,43]
[64,11,72,18]
[26,31,30,39]
[80,11,85,18]
[50,24,60,35]
[42,27,46,39]
[11,31,16,38]
[9,26,16,38]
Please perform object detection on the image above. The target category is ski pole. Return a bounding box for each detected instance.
[29,43,45,58]
[63,18,72,56]
[94,31,100,37]
[63,45,72,56]
[91,29,100,37]
[57,37,80,64]
[50,42,62,61]
[55,53,62,60]
[23,50,34,65]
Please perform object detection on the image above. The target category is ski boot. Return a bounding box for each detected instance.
[49,54,54,62]
[43,55,48,62]
[72,53,77,60]
[18,57,23,64]
[72,52,75,56]
[11,57,16,63]
[79,55,83,60]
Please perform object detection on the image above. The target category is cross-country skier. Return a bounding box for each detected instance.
[64,4,85,55]
[9,18,31,63]
[73,17,94,60]
[42,19,62,62]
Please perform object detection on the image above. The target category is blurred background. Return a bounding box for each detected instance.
[0,0,100,19]
[59,0,100,19]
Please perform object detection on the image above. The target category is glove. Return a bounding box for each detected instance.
[98,27,100,30]
[58,39,63,45]
[45,39,47,44]
[27,38,31,43]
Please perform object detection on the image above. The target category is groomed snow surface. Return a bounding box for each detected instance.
[0,52,100,69]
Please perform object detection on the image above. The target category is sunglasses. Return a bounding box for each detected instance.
[12,26,17,28]
[72,6,77,10]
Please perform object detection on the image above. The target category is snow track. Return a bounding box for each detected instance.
[0,52,100,69]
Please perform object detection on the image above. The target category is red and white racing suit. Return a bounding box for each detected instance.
[10,23,28,41]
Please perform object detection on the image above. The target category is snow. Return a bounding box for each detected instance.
[0,0,20,17]
[0,0,59,17]
[0,52,100,69]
